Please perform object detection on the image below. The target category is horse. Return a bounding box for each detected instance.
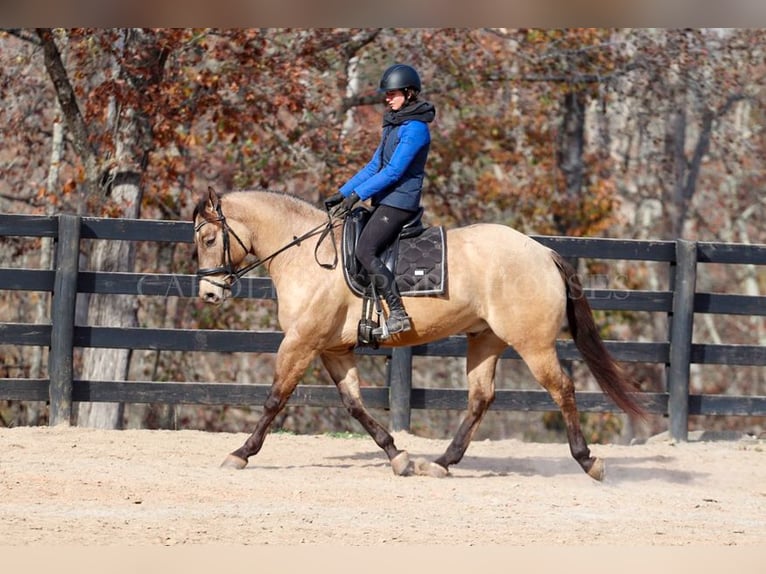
[192,186,645,481]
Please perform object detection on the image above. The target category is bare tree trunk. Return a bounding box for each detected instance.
[77,30,164,429]
[37,28,164,429]
[76,53,140,428]
[665,106,717,238]
[341,55,361,139]
[737,209,765,348]
[554,90,586,235]
[76,180,139,428]
[76,109,144,428]
[36,29,100,198]
[24,116,65,425]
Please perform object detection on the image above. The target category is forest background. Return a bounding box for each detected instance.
[0,28,763,444]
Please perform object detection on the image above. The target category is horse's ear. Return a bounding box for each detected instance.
[205,186,220,213]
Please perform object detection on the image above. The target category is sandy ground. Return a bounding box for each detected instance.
[1,426,764,547]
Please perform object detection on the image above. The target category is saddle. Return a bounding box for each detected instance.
[341,206,447,347]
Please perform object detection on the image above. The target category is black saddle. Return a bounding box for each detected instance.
[341,206,447,298]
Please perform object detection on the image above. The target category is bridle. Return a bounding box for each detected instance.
[195,201,341,290]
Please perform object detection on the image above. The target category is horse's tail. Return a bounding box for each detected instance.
[551,251,646,419]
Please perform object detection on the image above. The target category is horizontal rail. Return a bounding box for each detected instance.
[2,379,764,417]
[0,214,59,237]
[2,324,765,366]
[533,236,677,261]
[3,268,765,320]
[697,241,766,265]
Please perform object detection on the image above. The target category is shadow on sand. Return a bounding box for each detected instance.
[322,448,707,484]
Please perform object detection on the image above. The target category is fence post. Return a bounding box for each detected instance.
[668,239,697,441]
[389,346,412,431]
[49,214,80,426]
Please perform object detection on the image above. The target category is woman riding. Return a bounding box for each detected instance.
[325,63,436,337]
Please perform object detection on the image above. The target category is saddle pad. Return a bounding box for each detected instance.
[394,226,447,296]
[342,224,447,298]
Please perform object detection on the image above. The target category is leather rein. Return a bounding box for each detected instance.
[195,201,342,290]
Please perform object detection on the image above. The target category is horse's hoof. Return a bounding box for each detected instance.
[414,458,449,478]
[391,451,413,476]
[586,458,605,481]
[220,454,248,470]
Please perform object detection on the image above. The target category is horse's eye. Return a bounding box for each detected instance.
[204,237,215,247]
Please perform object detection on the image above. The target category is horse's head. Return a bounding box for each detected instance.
[193,187,251,305]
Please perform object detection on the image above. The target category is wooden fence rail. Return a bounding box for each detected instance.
[1,213,765,440]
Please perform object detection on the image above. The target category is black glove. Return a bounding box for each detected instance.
[324,192,344,211]
[339,191,360,212]
[329,191,360,217]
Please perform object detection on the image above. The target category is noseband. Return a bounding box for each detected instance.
[195,201,341,291]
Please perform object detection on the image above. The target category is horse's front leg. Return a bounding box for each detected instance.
[321,350,413,476]
[221,332,319,470]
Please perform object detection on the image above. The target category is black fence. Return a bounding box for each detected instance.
[1,213,765,440]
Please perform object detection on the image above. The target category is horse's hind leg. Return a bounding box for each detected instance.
[422,331,506,477]
[321,351,413,476]
[522,348,605,481]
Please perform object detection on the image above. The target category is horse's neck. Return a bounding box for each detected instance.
[226,191,325,273]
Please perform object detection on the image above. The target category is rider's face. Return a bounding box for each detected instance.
[385,90,406,111]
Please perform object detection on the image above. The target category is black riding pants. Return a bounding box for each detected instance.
[356,204,415,292]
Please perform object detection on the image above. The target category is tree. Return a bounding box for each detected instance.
[36,29,165,426]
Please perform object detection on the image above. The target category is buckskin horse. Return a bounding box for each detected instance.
[192,187,644,480]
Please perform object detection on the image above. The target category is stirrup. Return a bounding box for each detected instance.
[372,314,411,339]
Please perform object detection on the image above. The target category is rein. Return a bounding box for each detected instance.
[196,202,342,290]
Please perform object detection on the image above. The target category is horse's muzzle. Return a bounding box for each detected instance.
[198,275,228,305]
[202,290,222,305]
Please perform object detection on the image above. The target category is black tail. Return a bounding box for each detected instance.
[552,252,646,419]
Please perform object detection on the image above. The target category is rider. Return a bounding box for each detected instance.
[325,63,436,337]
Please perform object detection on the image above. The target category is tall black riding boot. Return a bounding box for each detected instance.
[369,259,412,337]
[382,283,412,335]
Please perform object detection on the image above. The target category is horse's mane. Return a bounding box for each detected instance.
[249,189,322,217]
[192,189,322,223]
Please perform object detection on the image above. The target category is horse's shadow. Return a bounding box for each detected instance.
[323,450,706,484]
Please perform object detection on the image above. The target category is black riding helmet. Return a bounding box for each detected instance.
[378,64,421,94]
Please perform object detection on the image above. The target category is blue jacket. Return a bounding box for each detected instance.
[340,102,435,212]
